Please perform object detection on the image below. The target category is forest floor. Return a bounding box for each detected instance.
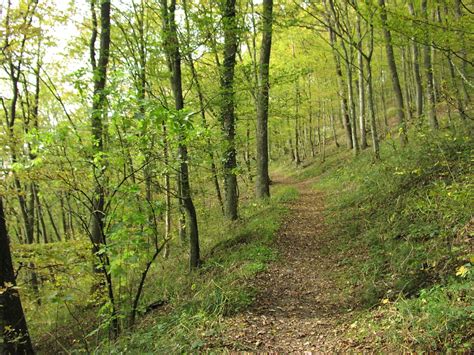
[215,175,368,352]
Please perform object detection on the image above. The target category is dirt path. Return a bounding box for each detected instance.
[219,177,357,352]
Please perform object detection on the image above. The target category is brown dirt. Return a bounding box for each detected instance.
[215,176,362,352]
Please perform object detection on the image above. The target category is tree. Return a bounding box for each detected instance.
[0,198,34,354]
[378,0,407,144]
[256,0,273,199]
[89,0,119,336]
[161,0,201,268]
[421,0,438,129]
[324,0,353,150]
[220,0,239,220]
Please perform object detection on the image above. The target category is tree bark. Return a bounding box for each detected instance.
[421,0,438,129]
[0,198,34,354]
[365,22,380,160]
[408,1,423,118]
[356,14,367,149]
[182,0,224,212]
[220,0,239,219]
[89,0,119,337]
[161,0,201,268]
[326,17,352,149]
[379,0,408,144]
[255,0,273,198]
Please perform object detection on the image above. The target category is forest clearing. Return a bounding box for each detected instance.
[1,0,473,353]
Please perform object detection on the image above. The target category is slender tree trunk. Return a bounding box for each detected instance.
[367,64,380,160]
[161,0,201,267]
[328,26,352,149]
[255,0,273,198]
[447,54,468,121]
[89,0,118,337]
[255,1,273,198]
[287,115,295,161]
[330,105,339,147]
[0,198,34,354]
[90,0,109,270]
[401,47,413,122]
[356,14,367,149]
[220,0,239,219]
[421,0,438,129]
[308,76,316,157]
[294,80,302,165]
[379,0,407,144]
[321,111,327,162]
[59,194,69,240]
[183,0,224,211]
[245,120,252,180]
[453,0,470,103]
[344,44,359,155]
[162,122,172,258]
[380,69,389,133]
[34,189,48,244]
[66,194,75,239]
[43,198,61,242]
[408,2,423,118]
[316,121,321,154]
[365,25,380,160]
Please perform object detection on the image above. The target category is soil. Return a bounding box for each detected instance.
[215,176,365,352]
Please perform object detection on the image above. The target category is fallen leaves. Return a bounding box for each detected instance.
[208,178,364,352]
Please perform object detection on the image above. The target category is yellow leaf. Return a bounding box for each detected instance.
[455,265,469,277]
[382,298,389,304]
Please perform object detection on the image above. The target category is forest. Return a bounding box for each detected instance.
[0,0,472,353]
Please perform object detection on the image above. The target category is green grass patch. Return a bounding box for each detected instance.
[307,126,473,351]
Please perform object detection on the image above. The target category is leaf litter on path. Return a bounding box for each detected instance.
[207,177,368,353]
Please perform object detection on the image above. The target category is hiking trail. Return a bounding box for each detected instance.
[216,176,363,352]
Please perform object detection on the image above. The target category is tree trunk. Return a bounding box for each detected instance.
[328,25,352,149]
[43,198,61,242]
[89,0,118,337]
[161,0,201,268]
[162,122,172,258]
[408,1,423,118]
[330,105,339,147]
[421,0,438,129]
[220,0,239,220]
[356,14,367,149]
[255,0,273,198]
[344,44,359,155]
[0,198,34,354]
[401,47,413,122]
[308,76,316,157]
[182,0,224,212]
[379,0,407,144]
[365,23,380,160]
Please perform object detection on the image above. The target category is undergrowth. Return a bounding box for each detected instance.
[312,126,473,351]
[98,184,299,353]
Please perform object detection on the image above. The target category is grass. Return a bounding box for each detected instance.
[306,124,473,351]
[95,183,299,353]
